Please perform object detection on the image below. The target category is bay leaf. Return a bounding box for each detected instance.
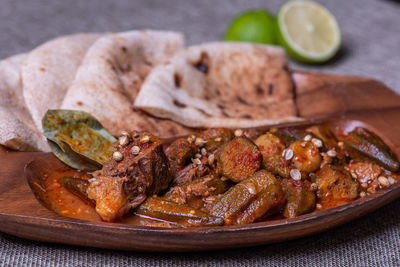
[42,109,116,170]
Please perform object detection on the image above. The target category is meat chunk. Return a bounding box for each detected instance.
[171,162,212,186]
[163,174,230,210]
[87,132,170,221]
[316,165,359,208]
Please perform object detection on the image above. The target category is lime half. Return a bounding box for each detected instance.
[277,1,341,63]
[224,9,278,45]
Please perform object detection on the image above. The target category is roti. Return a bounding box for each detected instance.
[134,42,301,128]
[0,54,49,151]
[22,33,101,131]
[61,30,193,137]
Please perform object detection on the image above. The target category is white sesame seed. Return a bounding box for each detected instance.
[304,135,312,141]
[338,141,344,147]
[245,183,256,195]
[131,131,140,138]
[316,203,322,209]
[201,148,207,156]
[360,192,366,198]
[214,137,222,142]
[120,130,130,137]
[388,177,396,185]
[311,183,318,191]
[112,151,123,161]
[312,138,323,148]
[378,176,390,187]
[361,182,368,188]
[88,178,97,183]
[351,172,358,179]
[195,153,202,158]
[327,149,337,157]
[192,158,202,165]
[290,169,301,181]
[208,154,215,165]
[140,135,150,143]
[283,148,294,160]
[195,137,206,146]
[131,145,140,155]
[187,135,196,143]
[118,135,130,147]
[234,129,243,137]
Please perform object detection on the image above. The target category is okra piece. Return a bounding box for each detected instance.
[289,140,322,173]
[218,136,262,182]
[272,128,307,146]
[60,177,95,206]
[210,170,286,225]
[165,138,195,174]
[306,125,338,149]
[344,127,399,172]
[254,133,289,178]
[282,179,316,218]
[136,197,225,227]
[198,128,234,152]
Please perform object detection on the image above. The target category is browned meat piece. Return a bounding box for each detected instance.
[217,136,262,183]
[346,160,387,194]
[164,138,195,176]
[316,165,359,209]
[87,132,171,221]
[254,132,290,177]
[163,175,230,210]
[198,128,234,152]
[171,162,212,186]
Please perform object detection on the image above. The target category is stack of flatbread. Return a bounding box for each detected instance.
[0,30,300,152]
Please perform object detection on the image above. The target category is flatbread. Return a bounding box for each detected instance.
[22,33,101,131]
[134,42,301,128]
[61,30,192,137]
[0,54,49,151]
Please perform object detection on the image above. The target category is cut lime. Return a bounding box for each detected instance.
[224,9,278,45]
[277,0,341,63]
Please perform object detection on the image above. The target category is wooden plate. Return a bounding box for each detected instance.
[1,71,400,252]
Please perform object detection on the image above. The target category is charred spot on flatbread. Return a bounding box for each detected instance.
[173,99,186,108]
[174,72,182,88]
[268,84,274,95]
[193,52,210,74]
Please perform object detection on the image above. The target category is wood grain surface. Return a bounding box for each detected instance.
[1,71,400,251]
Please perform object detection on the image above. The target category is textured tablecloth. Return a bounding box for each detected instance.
[1,0,399,266]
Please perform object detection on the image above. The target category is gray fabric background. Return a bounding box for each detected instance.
[1,0,399,266]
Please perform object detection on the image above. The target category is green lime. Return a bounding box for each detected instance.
[224,9,278,45]
[277,0,341,63]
